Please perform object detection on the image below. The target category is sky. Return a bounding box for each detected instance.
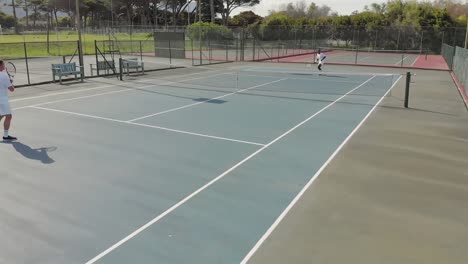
[233,0,385,16]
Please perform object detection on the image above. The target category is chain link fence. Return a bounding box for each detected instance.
[442,43,468,101]
[1,25,466,86]
[0,41,80,86]
[453,46,468,99]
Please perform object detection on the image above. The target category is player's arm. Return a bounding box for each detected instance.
[7,78,14,92]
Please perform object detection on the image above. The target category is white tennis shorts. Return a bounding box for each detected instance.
[0,100,12,116]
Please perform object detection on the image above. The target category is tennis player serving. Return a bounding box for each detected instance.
[316,49,327,71]
[0,60,17,141]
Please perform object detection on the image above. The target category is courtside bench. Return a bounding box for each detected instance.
[121,58,144,74]
[51,62,84,84]
[90,60,116,76]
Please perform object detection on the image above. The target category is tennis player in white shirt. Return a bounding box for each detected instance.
[316,49,327,71]
[0,60,17,141]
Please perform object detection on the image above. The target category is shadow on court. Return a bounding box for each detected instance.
[2,141,57,164]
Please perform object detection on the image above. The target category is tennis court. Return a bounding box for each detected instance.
[2,63,405,263]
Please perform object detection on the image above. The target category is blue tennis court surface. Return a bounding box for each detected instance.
[1,65,401,264]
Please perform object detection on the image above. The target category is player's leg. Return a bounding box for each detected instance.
[3,114,16,140]
[1,100,17,140]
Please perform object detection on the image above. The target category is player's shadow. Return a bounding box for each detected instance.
[6,142,56,164]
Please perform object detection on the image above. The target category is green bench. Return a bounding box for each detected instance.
[121,58,144,74]
[90,60,115,76]
[52,62,83,84]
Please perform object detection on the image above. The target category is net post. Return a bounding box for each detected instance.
[119,58,123,81]
[404,72,411,108]
[401,53,404,67]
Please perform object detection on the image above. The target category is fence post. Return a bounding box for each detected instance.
[225,40,229,61]
[420,30,424,53]
[236,37,239,61]
[119,58,123,81]
[208,37,212,64]
[441,31,445,52]
[465,20,468,49]
[168,39,172,67]
[24,42,31,85]
[191,38,195,66]
[252,37,256,61]
[199,28,203,65]
[140,40,143,62]
[77,40,84,78]
[94,40,99,76]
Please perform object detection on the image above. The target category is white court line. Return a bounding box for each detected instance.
[410,54,420,67]
[120,69,226,84]
[10,69,226,103]
[240,74,403,264]
[12,89,133,110]
[244,68,393,77]
[128,78,288,122]
[31,106,265,146]
[394,55,411,66]
[84,75,377,264]
[12,72,230,111]
[10,84,126,102]
[230,72,361,84]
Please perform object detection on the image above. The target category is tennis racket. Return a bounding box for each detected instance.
[6,62,16,83]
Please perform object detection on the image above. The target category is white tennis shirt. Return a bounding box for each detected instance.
[0,71,12,102]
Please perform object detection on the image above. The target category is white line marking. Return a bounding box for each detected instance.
[230,72,361,84]
[128,78,288,122]
[10,70,226,103]
[84,75,377,264]
[12,89,133,110]
[10,84,125,102]
[244,68,393,77]
[31,106,265,146]
[394,54,412,66]
[12,72,230,111]
[410,54,420,67]
[240,75,403,264]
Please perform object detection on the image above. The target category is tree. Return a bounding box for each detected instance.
[219,0,260,26]
[260,13,294,40]
[9,0,19,33]
[307,2,331,18]
[17,0,31,27]
[229,11,261,26]
[0,9,15,28]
